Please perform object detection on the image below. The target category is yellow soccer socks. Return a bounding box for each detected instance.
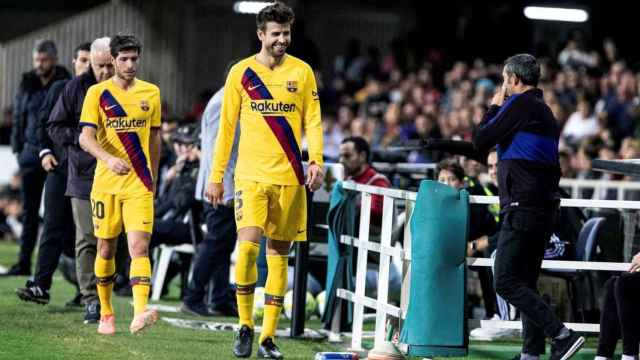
[95,255,116,316]
[236,241,260,328]
[260,254,288,344]
[130,257,152,316]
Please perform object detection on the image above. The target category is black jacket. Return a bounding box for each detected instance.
[12,66,71,169]
[473,88,561,211]
[155,160,199,222]
[47,70,97,199]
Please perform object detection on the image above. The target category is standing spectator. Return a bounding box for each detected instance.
[15,41,92,307]
[182,77,239,317]
[44,37,114,323]
[4,40,71,276]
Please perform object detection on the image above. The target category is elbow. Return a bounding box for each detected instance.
[78,133,88,152]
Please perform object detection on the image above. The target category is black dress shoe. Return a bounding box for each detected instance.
[232,325,254,358]
[180,302,215,317]
[2,263,31,276]
[211,301,239,317]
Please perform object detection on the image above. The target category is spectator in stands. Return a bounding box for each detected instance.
[562,97,599,146]
[44,37,114,322]
[150,124,201,298]
[5,39,71,276]
[15,41,94,308]
[595,256,640,360]
[182,71,240,317]
[339,136,391,224]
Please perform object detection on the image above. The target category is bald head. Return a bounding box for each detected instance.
[90,37,114,82]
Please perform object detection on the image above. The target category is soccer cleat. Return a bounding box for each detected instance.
[15,281,50,305]
[257,337,283,359]
[97,314,116,335]
[232,325,254,358]
[549,330,585,360]
[84,302,101,324]
[129,309,158,334]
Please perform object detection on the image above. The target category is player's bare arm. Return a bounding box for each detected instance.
[79,126,130,175]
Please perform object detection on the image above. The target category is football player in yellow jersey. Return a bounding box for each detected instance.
[206,3,324,359]
[78,34,161,336]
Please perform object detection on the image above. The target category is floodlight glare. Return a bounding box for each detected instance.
[523,6,589,23]
[233,1,274,14]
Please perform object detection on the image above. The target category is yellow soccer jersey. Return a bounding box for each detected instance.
[79,78,161,195]
[210,54,323,186]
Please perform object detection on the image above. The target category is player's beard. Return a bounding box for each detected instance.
[117,68,136,81]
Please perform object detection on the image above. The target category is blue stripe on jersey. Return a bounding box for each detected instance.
[500,131,558,164]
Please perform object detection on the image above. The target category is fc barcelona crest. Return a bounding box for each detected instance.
[140,100,150,112]
[286,81,298,92]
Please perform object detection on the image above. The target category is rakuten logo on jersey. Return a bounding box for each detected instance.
[106,118,147,130]
[250,101,296,115]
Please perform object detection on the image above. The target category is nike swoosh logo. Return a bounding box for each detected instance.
[297,229,305,234]
[248,84,262,91]
[143,221,152,225]
[105,104,117,110]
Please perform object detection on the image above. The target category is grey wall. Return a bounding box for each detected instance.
[1,0,413,117]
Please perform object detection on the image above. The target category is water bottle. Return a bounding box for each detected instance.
[314,352,359,360]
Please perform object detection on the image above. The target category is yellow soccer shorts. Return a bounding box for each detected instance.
[90,191,154,239]
[234,179,307,241]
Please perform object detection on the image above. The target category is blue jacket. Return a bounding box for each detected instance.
[474,88,561,211]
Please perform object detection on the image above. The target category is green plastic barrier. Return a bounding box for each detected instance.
[400,180,469,357]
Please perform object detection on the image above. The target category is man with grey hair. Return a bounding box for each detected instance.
[473,54,584,360]
[16,37,114,324]
[5,39,71,276]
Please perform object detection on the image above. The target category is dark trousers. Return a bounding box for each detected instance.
[183,204,236,307]
[16,166,47,270]
[33,168,75,290]
[597,273,640,357]
[493,210,565,356]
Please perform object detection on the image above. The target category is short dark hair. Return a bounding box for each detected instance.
[342,136,370,162]
[504,53,540,87]
[437,159,465,182]
[256,2,295,32]
[73,42,91,59]
[33,39,57,57]
[109,34,142,58]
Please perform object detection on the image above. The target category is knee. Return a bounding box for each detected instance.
[129,241,149,258]
[98,240,116,259]
[615,273,640,297]
[494,274,514,299]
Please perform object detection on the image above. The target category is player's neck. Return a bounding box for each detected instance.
[112,75,136,91]
[256,50,286,70]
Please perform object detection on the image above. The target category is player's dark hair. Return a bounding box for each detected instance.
[33,39,57,57]
[256,2,295,32]
[504,53,540,87]
[73,42,91,59]
[110,34,142,58]
[342,136,370,162]
[437,159,465,182]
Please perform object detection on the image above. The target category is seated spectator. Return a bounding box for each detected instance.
[339,136,391,225]
[562,97,599,146]
[151,124,201,297]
